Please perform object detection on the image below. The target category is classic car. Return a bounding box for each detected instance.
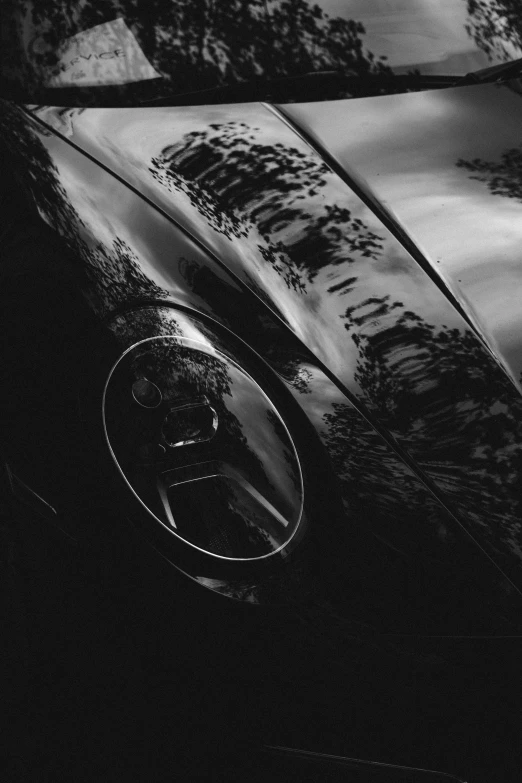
[2,0,522,780]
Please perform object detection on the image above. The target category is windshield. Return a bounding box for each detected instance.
[2,0,522,104]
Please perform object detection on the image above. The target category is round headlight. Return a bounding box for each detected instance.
[103,336,304,562]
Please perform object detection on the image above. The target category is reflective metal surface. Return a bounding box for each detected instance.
[6,87,521,590]
[283,81,522,388]
[2,72,522,620]
[105,306,521,628]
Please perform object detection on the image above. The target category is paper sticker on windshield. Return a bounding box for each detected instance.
[46,18,161,88]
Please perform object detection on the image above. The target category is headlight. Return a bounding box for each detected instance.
[103,332,304,562]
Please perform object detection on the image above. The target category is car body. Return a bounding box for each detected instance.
[2,1,522,779]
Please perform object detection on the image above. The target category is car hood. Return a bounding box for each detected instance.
[29,83,522,586]
[284,82,522,390]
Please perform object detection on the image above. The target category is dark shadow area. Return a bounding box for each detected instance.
[458,144,522,202]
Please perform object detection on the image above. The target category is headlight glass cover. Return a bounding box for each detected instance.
[103,335,304,561]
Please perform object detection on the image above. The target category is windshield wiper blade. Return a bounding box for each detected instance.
[8,69,459,109]
[143,69,459,106]
[459,56,522,85]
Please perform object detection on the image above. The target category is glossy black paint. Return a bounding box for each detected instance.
[2,5,522,780]
[1,88,522,635]
[2,2,522,641]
